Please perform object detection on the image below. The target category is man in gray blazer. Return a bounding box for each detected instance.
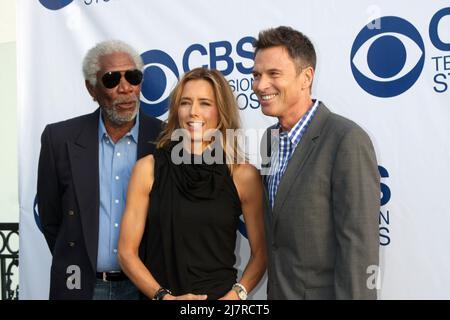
[252,26,380,299]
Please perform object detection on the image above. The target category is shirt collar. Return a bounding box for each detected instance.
[276,99,319,146]
[98,110,140,143]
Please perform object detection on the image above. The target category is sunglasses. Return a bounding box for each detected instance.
[101,69,143,89]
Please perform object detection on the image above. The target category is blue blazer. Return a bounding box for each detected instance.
[37,109,163,299]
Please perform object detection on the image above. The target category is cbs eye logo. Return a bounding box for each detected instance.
[351,16,425,98]
[39,0,73,10]
[140,50,179,117]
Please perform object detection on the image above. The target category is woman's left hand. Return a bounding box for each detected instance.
[218,290,240,300]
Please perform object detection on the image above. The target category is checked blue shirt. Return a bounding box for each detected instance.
[267,100,319,209]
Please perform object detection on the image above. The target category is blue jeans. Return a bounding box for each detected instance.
[93,278,140,300]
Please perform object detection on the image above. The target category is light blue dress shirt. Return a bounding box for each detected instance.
[96,112,139,272]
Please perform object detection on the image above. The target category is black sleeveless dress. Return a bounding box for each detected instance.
[140,145,242,300]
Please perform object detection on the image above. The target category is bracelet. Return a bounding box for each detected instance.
[153,287,172,300]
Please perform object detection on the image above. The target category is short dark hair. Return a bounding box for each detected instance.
[253,26,316,71]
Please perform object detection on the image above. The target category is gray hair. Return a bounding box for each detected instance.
[82,40,144,86]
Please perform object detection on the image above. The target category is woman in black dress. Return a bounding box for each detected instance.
[118,68,267,300]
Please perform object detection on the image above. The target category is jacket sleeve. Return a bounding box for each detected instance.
[332,126,380,299]
[37,125,62,254]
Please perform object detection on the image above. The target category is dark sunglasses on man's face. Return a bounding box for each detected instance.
[101,69,143,89]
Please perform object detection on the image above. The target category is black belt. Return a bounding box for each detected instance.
[96,271,127,282]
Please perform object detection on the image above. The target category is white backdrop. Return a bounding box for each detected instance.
[18,0,450,299]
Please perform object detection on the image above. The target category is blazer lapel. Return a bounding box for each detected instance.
[272,103,331,216]
[67,109,100,271]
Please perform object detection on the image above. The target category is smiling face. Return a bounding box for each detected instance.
[177,79,220,152]
[252,45,313,130]
[86,51,141,126]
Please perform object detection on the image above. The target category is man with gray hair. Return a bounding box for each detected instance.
[37,40,163,299]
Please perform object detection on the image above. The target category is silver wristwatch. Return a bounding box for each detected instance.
[232,283,248,300]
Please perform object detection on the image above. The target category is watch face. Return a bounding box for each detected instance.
[232,283,247,300]
[238,290,247,300]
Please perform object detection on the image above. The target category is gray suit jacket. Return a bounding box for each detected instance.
[262,102,380,300]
